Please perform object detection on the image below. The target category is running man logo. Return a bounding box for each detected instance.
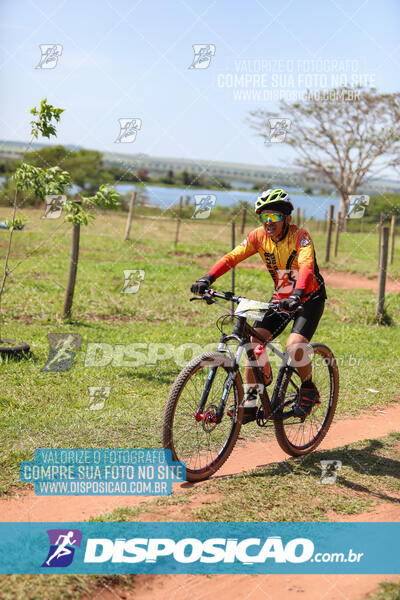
[121,269,145,294]
[42,333,82,372]
[266,118,291,143]
[41,529,82,568]
[88,386,111,411]
[319,460,342,485]
[115,118,142,143]
[36,44,63,69]
[192,195,216,219]
[188,44,216,69]
[43,195,66,219]
[347,195,370,219]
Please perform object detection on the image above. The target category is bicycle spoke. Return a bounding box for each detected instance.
[167,362,238,473]
[277,346,337,451]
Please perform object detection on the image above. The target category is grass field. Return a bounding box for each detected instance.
[0,208,399,495]
[0,208,399,600]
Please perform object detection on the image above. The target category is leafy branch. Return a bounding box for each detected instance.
[0,99,121,332]
[30,98,64,139]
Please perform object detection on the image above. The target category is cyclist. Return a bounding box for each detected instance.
[191,188,327,423]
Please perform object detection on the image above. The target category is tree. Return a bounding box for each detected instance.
[162,169,175,185]
[181,170,191,186]
[25,146,112,194]
[0,99,120,331]
[248,87,400,230]
[0,145,117,205]
[367,193,400,221]
[136,168,149,182]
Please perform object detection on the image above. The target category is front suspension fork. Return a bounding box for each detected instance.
[195,366,217,420]
[195,349,239,424]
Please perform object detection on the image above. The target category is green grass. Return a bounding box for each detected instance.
[0,208,399,600]
[371,581,400,600]
[309,228,400,280]
[93,432,400,523]
[0,209,399,495]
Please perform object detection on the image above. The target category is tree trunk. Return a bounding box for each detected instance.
[62,201,81,320]
[62,221,80,320]
[124,190,136,240]
[339,194,348,232]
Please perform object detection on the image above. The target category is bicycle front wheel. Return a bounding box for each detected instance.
[274,342,339,456]
[162,351,244,481]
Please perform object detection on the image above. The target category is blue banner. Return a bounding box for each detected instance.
[0,522,399,574]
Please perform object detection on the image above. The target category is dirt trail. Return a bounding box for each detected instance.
[94,573,400,600]
[3,407,399,600]
[88,472,400,600]
[320,268,400,293]
[237,264,400,294]
[1,403,399,522]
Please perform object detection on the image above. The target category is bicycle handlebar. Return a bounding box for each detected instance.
[190,288,242,304]
[190,289,304,315]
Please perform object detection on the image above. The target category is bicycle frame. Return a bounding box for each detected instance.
[195,314,297,425]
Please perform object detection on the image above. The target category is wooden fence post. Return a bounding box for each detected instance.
[240,202,247,234]
[324,204,335,263]
[376,227,389,320]
[378,211,384,267]
[334,211,341,257]
[389,215,396,265]
[324,210,328,233]
[296,207,300,226]
[124,190,136,240]
[301,208,305,227]
[174,196,183,247]
[62,198,81,320]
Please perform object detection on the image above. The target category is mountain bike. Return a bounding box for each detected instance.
[162,289,339,482]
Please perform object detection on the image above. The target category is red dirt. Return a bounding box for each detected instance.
[320,268,400,293]
[93,573,400,600]
[88,493,400,600]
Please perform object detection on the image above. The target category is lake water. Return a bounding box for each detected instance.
[115,184,340,220]
[0,176,340,219]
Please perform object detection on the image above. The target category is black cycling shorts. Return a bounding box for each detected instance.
[253,295,325,342]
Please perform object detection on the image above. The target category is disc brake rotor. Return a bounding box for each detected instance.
[202,404,218,432]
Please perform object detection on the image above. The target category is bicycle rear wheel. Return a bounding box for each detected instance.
[162,351,244,481]
[274,343,339,456]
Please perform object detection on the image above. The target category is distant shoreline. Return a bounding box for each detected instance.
[116,181,334,197]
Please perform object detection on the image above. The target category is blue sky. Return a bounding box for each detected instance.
[1,0,399,168]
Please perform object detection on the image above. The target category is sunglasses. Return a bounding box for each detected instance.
[259,212,284,224]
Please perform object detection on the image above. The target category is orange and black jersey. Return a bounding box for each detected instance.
[207,224,326,302]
